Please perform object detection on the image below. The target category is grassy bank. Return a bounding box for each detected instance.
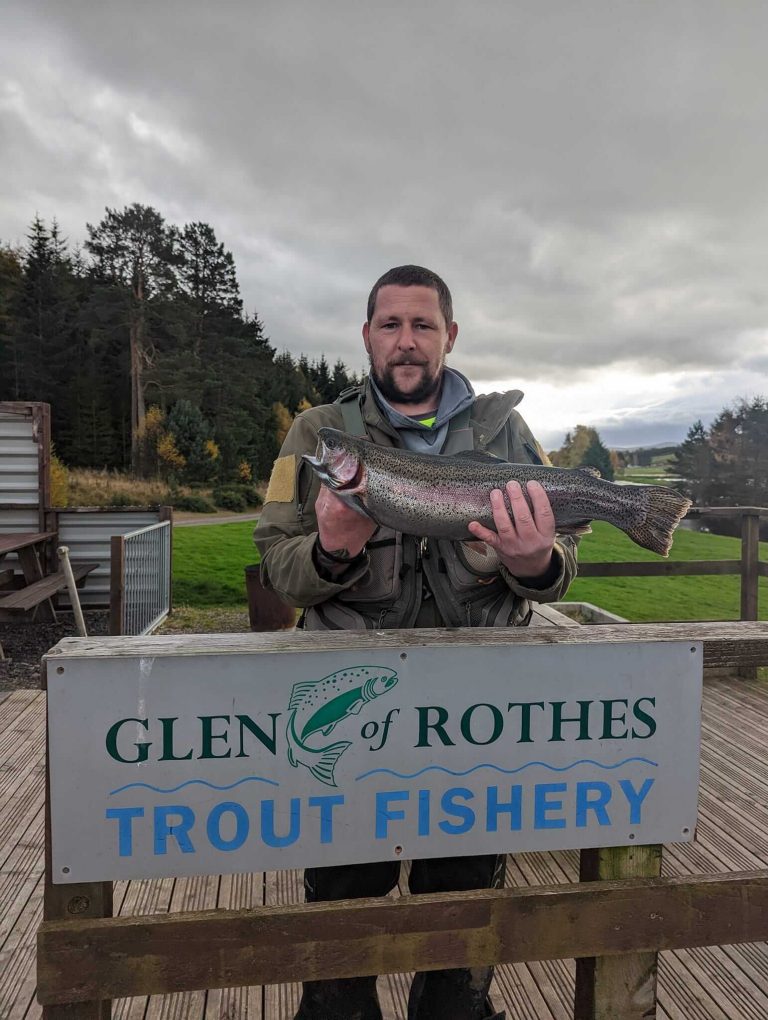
[568,521,768,622]
[173,520,258,607]
[171,518,767,622]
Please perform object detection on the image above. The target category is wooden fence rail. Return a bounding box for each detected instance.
[37,869,768,1006]
[577,506,767,623]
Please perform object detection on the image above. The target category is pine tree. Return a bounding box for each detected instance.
[85,204,180,469]
[177,222,242,358]
[0,245,23,399]
[672,421,713,503]
[581,435,614,481]
[310,355,333,403]
[166,399,216,483]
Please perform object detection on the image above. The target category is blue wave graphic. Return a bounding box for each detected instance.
[355,757,658,782]
[109,776,280,796]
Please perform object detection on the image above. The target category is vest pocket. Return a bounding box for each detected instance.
[335,529,404,604]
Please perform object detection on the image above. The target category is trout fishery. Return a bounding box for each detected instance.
[286,666,398,786]
[304,428,692,556]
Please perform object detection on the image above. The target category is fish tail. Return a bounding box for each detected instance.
[625,488,692,556]
[309,741,352,787]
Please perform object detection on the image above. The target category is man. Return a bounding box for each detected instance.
[255,265,578,1020]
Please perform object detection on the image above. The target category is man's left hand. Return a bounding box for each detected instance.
[467,480,556,580]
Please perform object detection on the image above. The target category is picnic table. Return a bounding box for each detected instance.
[0,531,97,623]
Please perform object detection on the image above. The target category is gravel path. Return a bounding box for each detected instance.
[173,512,259,526]
[0,611,109,691]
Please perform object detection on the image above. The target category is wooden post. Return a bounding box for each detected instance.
[740,511,760,679]
[158,505,174,617]
[17,542,56,623]
[574,844,663,1020]
[44,509,58,583]
[109,534,124,636]
[36,402,52,531]
[42,659,113,1019]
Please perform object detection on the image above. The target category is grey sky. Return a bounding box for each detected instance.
[2,0,767,448]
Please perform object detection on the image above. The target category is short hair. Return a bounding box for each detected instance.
[366,265,453,328]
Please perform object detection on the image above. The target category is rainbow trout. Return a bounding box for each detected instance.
[304,428,692,556]
[286,666,398,786]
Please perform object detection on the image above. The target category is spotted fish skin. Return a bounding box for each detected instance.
[303,428,692,557]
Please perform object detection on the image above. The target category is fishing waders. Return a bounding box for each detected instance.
[293,855,506,1020]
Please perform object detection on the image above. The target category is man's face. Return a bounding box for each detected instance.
[362,285,458,410]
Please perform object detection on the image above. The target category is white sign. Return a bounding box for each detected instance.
[47,640,702,883]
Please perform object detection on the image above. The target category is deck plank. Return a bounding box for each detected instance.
[263,868,303,1019]
[2,677,768,1020]
[205,871,265,1019]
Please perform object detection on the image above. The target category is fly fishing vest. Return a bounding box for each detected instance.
[301,386,538,632]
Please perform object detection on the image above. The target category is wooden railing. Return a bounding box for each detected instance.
[577,506,767,622]
[36,624,768,1020]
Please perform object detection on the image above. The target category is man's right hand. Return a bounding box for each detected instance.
[315,485,377,559]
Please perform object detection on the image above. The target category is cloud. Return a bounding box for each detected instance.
[3,0,768,444]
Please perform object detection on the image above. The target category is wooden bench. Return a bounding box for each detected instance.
[0,562,98,612]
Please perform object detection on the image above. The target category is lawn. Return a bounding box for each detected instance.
[172,520,259,607]
[171,518,767,623]
[568,521,768,622]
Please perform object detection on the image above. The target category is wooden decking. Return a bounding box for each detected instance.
[3,677,768,1019]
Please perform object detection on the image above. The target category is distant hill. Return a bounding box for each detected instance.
[612,442,678,454]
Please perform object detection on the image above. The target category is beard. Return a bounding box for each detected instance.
[370,358,444,406]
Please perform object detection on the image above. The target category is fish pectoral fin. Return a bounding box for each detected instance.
[287,744,297,767]
[337,493,371,518]
[288,682,317,710]
[309,741,351,788]
[556,520,593,537]
[321,724,336,736]
[348,701,364,715]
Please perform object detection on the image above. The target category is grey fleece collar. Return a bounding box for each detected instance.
[370,367,476,454]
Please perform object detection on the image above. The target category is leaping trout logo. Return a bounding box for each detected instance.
[286,666,399,787]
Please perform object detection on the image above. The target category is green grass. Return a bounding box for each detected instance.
[171,518,767,623]
[172,521,258,607]
[568,521,768,622]
[616,466,680,486]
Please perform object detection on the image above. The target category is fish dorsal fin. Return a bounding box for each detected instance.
[288,681,317,711]
[446,449,511,465]
[579,465,602,478]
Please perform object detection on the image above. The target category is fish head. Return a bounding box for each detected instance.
[369,669,399,697]
[303,428,367,495]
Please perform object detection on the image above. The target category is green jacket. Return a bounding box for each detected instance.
[254,381,578,629]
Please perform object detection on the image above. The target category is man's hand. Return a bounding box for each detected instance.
[467,480,556,580]
[316,485,377,559]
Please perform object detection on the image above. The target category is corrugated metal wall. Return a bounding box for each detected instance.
[2,403,168,611]
[0,409,40,505]
[59,509,163,607]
